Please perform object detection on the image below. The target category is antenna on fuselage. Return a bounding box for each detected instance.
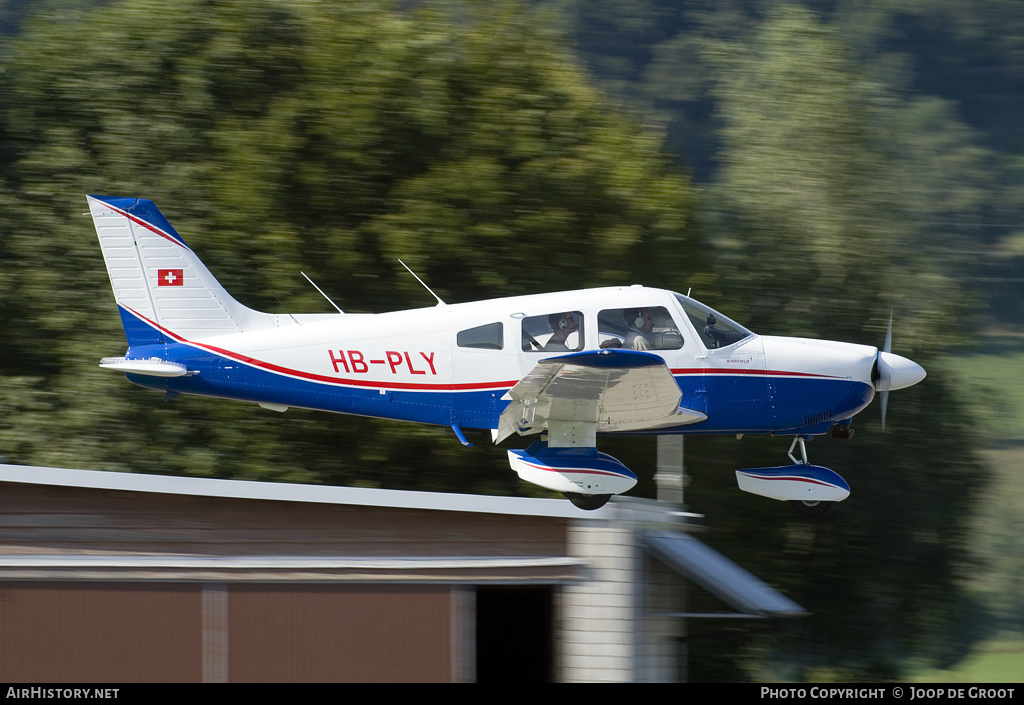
[270,290,302,326]
[300,271,345,314]
[398,259,447,307]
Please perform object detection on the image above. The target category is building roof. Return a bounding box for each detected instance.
[0,464,802,618]
[0,463,592,518]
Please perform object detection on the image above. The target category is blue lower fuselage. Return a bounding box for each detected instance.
[126,342,875,437]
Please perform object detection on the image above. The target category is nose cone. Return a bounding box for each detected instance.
[874,351,926,392]
[760,336,879,382]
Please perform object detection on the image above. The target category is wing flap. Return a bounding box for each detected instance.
[496,349,705,443]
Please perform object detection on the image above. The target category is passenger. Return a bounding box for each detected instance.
[622,308,653,351]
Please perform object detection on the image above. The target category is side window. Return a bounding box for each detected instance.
[675,294,753,349]
[521,311,584,352]
[457,322,503,350]
[597,306,684,351]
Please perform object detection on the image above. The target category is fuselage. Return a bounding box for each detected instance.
[121,285,886,437]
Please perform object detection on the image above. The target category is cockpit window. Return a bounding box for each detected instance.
[522,311,584,352]
[458,322,503,350]
[674,294,753,349]
[597,306,684,351]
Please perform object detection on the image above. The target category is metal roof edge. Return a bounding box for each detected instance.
[0,463,601,519]
[645,529,807,618]
[0,555,588,570]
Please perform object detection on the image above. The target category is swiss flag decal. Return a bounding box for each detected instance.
[157,269,184,286]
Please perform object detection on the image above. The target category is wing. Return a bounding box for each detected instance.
[495,349,707,445]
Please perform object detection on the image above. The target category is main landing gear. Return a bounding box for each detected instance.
[563,492,612,510]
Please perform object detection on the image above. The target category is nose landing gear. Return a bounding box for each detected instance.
[787,435,811,465]
[734,435,850,518]
[786,436,837,518]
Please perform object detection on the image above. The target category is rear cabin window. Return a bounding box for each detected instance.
[597,306,684,351]
[457,322,503,350]
[521,311,584,352]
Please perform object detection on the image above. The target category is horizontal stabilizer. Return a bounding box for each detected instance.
[735,464,850,503]
[99,356,189,377]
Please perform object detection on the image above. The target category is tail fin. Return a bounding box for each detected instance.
[87,195,276,345]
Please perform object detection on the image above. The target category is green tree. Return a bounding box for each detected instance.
[684,5,984,681]
[0,0,695,493]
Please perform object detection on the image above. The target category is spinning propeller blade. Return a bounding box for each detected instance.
[880,312,892,431]
[871,311,925,431]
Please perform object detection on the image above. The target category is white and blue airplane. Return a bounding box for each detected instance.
[88,195,926,513]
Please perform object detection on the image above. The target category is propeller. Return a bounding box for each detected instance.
[871,311,926,431]
[876,312,893,430]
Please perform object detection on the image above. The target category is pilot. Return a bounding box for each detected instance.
[623,308,654,350]
[544,312,578,351]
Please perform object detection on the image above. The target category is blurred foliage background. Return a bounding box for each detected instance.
[1,0,1022,682]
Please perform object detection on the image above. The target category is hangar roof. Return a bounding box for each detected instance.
[0,462,592,518]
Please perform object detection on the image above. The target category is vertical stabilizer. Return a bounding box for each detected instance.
[88,195,275,344]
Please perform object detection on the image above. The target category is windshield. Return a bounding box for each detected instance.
[674,294,754,349]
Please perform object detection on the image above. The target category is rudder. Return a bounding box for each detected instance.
[88,195,274,345]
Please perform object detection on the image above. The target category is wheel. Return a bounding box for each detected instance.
[788,500,833,518]
[564,492,612,510]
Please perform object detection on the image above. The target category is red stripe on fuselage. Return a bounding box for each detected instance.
[121,307,843,392]
[670,367,843,380]
[101,201,189,249]
[122,306,515,392]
